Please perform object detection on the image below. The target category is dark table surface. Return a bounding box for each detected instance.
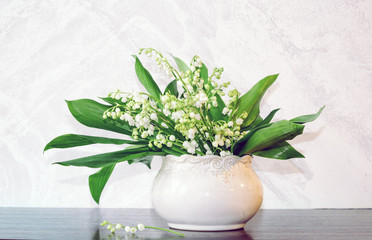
[0,208,371,240]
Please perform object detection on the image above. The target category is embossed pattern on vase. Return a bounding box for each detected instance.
[159,154,252,183]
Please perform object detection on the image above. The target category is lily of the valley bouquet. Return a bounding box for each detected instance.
[45,48,323,204]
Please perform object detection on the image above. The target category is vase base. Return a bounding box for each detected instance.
[168,223,245,231]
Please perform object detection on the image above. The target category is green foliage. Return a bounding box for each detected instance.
[242,108,280,132]
[237,120,304,156]
[258,109,280,127]
[134,56,162,101]
[209,93,227,121]
[243,115,263,131]
[291,106,325,124]
[172,55,189,72]
[54,146,165,168]
[99,97,123,105]
[164,80,179,97]
[44,134,146,152]
[252,141,305,159]
[89,164,115,204]
[66,99,132,135]
[127,154,154,169]
[161,147,185,156]
[233,123,272,154]
[200,63,209,82]
[233,74,278,127]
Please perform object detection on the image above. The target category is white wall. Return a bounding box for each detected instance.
[1,0,371,209]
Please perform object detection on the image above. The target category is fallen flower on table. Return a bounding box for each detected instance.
[100,220,185,237]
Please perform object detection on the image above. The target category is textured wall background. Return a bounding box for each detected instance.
[1,0,371,208]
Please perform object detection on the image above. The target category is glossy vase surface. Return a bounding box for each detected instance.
[151,154,263,231]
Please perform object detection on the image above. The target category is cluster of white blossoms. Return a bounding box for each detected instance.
[139,48,175,77]
[103,48,249,157]
[101,220,184,236]
[102,221,145,234]
[103,91,158,140]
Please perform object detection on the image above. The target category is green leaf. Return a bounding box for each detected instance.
[255,108,280,128]
[234,74,278,127]
[291,106,325,124]
[54,146,166,168]
[99,97,122,106]
[238,120,304,156]
[199,63,214,92]
[252,141,305,160]
[209,93,227,121]
[172,55,189,72]
[161,147,185,157]
[243,108,279,133]
[128,155,153,169]
[66,99,132,135]
[200,63,208,82]
[243,115,263,131]
[44,134,147,152]
[232,123,272,155]
[134,56,162,101]
[164,80,179,97]
[89,164,115,204]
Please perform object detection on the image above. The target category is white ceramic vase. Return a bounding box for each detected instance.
[151,154,263,231]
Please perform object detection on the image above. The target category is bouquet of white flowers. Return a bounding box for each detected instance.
[45,48,324,204]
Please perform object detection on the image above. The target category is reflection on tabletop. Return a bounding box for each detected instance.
[95,228,253,240]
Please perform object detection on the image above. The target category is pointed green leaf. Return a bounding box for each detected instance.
[172,55,189,72]
[161,147,185,157]
[243,115,263,131]
[66,99,132,135]
[164,80,179,97]
[134,56,161,101]
[128,155,153,169]
[232,123,272,155]
[209,94,227,121]
[252,141,305,160]
[89,164,115,204]
[200,63,208,82]
[261,108,280,124]
[99,97,122,106]
[238,120,304,156]
[243,108,279,133]
[291,106,325,124]
[234,74,278,127]
[198,63,214,92]
[54,146,166,168]
[44,134,147,152]
[255,108,280,128]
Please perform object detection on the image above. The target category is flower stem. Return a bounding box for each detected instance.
[144,226,185,237]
